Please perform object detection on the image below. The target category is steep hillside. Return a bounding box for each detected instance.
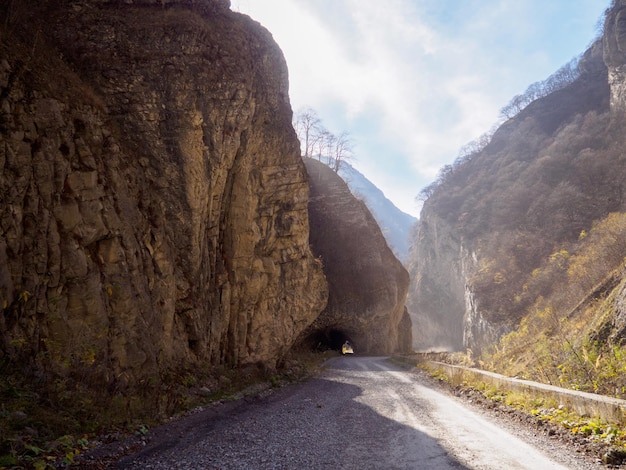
[480,0,626,396]
[338,161,417,263]
[408,1,626,400]
[408,24,626,353]
[300,158,412,354]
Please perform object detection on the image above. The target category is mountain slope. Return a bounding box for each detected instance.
[407,35,617,352]
[337,161,417,263]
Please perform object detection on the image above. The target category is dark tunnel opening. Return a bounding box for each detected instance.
[306,327,353,352]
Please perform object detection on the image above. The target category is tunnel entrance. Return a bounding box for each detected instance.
[306,327,353,352]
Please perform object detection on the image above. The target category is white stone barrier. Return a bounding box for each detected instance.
[426,361,626,424]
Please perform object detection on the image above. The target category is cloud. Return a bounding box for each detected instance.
[233,0,609,217]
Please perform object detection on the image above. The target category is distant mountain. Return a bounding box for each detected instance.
[336,161,417,263]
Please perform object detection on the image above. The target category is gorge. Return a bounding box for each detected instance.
[407,0,626,388]
[8,0,626,465]
[0,2,411,457]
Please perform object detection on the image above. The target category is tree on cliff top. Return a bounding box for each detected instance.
[293,108,321,158]
[499,55,581,119]
[293,108,353,172]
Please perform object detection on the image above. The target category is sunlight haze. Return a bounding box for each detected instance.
[234,0,609,218]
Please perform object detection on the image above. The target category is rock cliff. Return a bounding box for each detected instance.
[300,158,412,354]
[405,214,469,351]
[337,161,417,264]
[605,0,626,116]
[0,0,327,386]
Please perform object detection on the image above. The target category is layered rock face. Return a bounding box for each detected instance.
[300,158,412,354]
[600,0,626,345]
[0,0,327,384]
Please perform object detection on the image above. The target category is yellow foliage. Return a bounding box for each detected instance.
[549,249,569,269]
[18,290,31,303]
[567,257,587,280]
[81,347,96,366]
[477,257,496,274]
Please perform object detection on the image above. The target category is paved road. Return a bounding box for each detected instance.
[116,356,593,469]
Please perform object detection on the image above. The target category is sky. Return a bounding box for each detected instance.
[233,0,610,218]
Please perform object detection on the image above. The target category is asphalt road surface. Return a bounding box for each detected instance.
[116,356,598,469]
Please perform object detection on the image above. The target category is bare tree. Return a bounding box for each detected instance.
[310,130,325,161]
[322,131,336,166]
[331,131,353,172]
[308,126,325,161]
[293,108,321,157]
[293,108,354,172]
[499,56,581,120]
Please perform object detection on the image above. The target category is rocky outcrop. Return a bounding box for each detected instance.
[604,0,626,115]
[0,0,327,385]
[337,161,417,264]
[300,158,411,354]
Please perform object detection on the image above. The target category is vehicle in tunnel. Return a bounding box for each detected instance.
[302,327,355,354]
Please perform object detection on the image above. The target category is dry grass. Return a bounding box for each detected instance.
[0,348,334,468]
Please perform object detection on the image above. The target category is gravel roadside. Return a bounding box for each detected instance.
[409,364,613,470]
[74,356,613,469]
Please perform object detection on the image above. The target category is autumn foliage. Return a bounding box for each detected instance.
[420,40,626,394]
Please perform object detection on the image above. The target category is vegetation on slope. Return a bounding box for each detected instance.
[485,212,626,397]
[0,349,330,468]
[469,111,626,323]
[420,35,626,394]
[421,40,624,325]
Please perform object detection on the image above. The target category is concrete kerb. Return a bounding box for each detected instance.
[425,361,626,425]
